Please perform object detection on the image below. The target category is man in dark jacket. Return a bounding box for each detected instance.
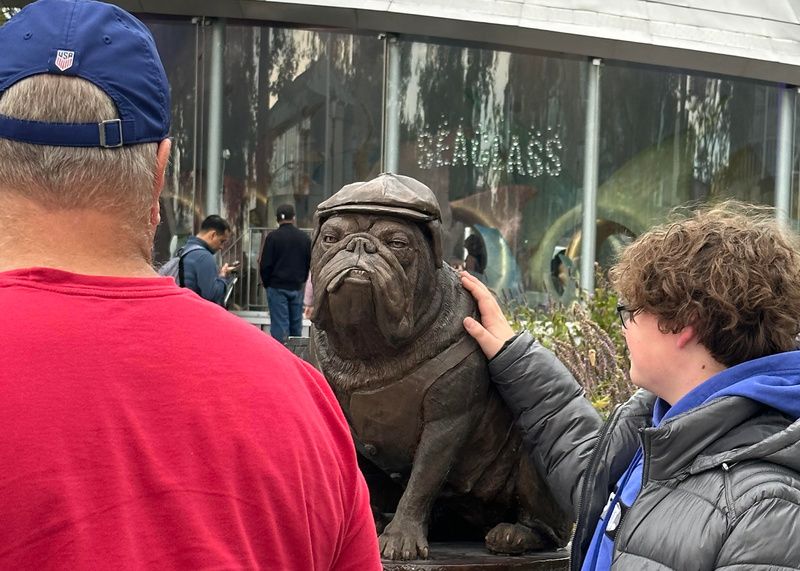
[260,204,311,342]
[461,201,800,570]
[182,215,237,305]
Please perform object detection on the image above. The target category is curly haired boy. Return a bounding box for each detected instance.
[462,201,800,570]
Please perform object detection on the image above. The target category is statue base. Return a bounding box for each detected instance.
[381,543,569,571]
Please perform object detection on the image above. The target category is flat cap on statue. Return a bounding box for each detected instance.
[316,173,441,222]
[314,173,444,268]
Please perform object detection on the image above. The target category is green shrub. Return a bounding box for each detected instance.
[505,272,633,416]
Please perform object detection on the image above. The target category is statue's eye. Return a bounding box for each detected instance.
[322,234,338,244]
[388,239,407,249]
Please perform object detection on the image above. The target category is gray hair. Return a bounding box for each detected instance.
[0,74,159,223]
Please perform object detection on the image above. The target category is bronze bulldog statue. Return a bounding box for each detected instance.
[309,173,571,561]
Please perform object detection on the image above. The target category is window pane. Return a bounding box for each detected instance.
[599,64,781,266]
[792,92,800,223]
[394,39,587,302]
[144,17,204,263]
[220,25,384,307]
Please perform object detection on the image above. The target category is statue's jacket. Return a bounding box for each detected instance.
[344,334,522,500]
[490,331,800,570]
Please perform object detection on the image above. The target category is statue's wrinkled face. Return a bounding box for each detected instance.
[311,213,437,353]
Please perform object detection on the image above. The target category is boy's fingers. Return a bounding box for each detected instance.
[460,272,496,306]
[463,315,483,333]
[460,271,514,340]
[463,316,503,359]
[460,271,488,292]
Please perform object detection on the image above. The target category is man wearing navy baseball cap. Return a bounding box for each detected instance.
[0,1,380,569]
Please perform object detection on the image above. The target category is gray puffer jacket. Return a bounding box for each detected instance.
[490,332,800,570]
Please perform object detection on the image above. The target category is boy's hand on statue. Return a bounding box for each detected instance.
[460,271,515,359]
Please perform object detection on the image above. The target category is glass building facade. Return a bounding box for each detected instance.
[3,10,798,306]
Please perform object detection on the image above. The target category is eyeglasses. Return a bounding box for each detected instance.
[616,304,636,329]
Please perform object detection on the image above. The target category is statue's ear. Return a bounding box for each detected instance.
[427,219,443,268]
[311,211,323,252]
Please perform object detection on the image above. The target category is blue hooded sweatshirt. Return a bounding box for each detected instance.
[581,349,800,571]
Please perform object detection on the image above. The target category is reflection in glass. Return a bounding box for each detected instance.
[218,26,384,308]
[5,9,788,304]
[394,40,587,302]
[792,93,800,224]
[146,17,205,264]
[598,64,780,238]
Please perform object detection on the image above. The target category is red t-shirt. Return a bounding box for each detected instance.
[0,268,380,570]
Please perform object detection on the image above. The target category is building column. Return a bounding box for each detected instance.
[580,58,602,293]
[775,86,797,224]
[205,18,225,218]
[383,35,401,173]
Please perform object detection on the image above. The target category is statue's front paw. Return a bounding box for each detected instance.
[379,519,429,560]
[486,522,540,555]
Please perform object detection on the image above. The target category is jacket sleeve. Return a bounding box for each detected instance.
[488,331,604,517]
[194,253,228,304]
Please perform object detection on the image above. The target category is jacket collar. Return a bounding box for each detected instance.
[642,396,800,481]
[186,235,214,253]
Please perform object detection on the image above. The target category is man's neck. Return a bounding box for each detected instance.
[0,197,156,277]
[193,233,213,249]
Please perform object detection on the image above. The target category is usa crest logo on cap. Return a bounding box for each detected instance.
[54,50,74,72]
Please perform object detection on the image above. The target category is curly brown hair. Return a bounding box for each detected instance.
[609,201,800,367]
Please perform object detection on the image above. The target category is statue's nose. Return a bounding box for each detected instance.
[346,236,377,254]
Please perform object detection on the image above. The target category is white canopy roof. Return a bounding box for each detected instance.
[18,0,800,84]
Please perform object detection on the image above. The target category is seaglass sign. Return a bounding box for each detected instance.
[416,121,564,178]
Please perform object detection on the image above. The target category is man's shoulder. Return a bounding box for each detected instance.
[714,456,800,526]
[292,225,311,247]
[277,223,306,234]
[184,237,212,253]
[182,242,214,267]
[677,411,800,505]
[274,224,310,244]
[180,244,211,264]
[728,417,800,491]
[163,303,319,383]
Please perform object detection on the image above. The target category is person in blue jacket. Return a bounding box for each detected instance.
[460,200,800,570]
[182,215,237,305]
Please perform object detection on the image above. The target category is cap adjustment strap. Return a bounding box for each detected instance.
[98,118,122,148]
[0,114,138,147]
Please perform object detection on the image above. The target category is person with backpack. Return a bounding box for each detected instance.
[174,214,237,305]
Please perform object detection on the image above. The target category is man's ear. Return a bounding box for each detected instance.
[151,138,172,227]
[676,324,697,349]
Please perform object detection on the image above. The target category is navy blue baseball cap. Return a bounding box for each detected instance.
[0,0,170,148]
